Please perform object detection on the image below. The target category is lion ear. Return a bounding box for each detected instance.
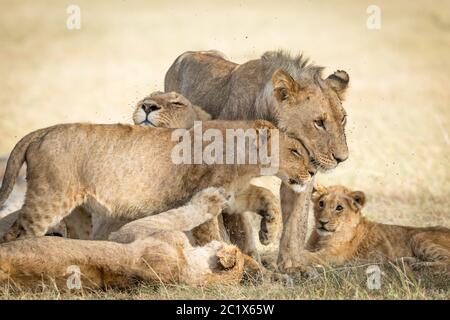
[149,91,165,97]
[349,191,366,209]
[312,183,327,201]
[326,70,349,100]
[272,69,299,103]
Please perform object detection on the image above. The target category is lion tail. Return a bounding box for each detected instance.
[0,127,53,207]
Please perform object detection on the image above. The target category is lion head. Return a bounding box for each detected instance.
[311,184,366,237]
[133,91,211,128]
[271,65,349,171]
[253,120,317,193]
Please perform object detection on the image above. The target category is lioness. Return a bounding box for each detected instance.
[165,50,350,271]
[299,184,450,271]
[0,187,264,289]
[0,120,313,242]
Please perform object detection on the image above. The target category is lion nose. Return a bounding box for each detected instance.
[319,219,329,226]
[142,103,160,114]
[332,153,348,164]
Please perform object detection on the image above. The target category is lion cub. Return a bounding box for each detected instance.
[0,120,313,242]
[0,187,264,289]
[301,185,450,270]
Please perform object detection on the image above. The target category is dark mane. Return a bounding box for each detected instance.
[261,50,324,83]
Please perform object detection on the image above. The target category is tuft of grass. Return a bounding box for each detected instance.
[0,263,448,300]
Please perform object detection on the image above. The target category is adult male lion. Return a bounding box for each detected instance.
[165,50,350,271]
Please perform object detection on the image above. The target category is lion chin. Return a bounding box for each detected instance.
[317,228,334,237]
[289,183,307,193]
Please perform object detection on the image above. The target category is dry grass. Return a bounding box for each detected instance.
[0,263,448,300]
[0,0,449,299]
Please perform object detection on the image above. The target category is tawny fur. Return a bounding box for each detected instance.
[0,120,312,242]
[299,185,450,273]
[0,188,264,290]
[165,50,350,271]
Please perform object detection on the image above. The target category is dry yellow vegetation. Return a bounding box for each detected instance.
[0,0,448,299]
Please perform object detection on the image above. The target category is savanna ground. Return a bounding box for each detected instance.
[0,0,449,299]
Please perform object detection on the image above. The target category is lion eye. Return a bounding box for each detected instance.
[290,149,301,158]
[342,116,347,126]
[319,200,324,208]
[314,119,326,130]
[336,205,344,212]
[171,101,185,107]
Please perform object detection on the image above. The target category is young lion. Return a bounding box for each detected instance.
[0,187,264,289]
[299,184,450,271]
[0,120,313,242]
[132,91,212,128]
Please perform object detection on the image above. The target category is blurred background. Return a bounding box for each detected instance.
[0,0,449,228]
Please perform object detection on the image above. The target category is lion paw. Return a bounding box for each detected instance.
[217,245,239,269]
[258,208,279,245]
[192,187,231,216]
[1,223,25,243]
[277,256,313,276]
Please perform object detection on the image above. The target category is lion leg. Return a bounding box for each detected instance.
[64,206,93,239]
[232,185,281,246]
[223,211,261,263]
[254,187,281,246]
[2,181,79,242]
[277,180,313,273]
[410,232,450,272]
[110,187,229,244]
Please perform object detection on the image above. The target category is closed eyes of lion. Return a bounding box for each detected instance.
[0,187,265,289]
[298,185,450,272]
[0,119,313,243]
[132,91,212,128]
